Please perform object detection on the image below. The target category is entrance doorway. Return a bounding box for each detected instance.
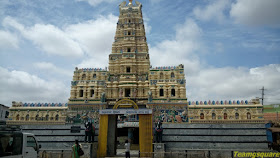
[98,105,152,158]
[116,127,139,156]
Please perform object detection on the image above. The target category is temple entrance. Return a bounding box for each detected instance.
[116,126,139,156]
[117,114,139,156]
[97,99,152,157]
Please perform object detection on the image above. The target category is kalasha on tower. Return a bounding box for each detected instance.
[68,0,188,119]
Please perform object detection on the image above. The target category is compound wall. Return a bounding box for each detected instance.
[162,123,268,151]
[21,124,99,150]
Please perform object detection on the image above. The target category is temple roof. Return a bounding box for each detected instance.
[188,99,261,106]
[12,102,68,107]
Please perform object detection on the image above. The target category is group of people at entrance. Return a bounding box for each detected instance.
[72,121,163,158]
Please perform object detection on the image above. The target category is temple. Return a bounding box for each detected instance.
[7,0,263,125]
[6,1,266,157]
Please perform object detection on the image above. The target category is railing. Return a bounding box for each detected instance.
[40,149,72,158]
[138,149,276,158]
[189,120,266,124]
[7,121,66,125]
[38,149,276,158]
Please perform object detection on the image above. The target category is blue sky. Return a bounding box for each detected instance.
[0,0,279,106]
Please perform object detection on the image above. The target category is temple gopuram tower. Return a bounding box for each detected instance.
[68,0,188,121]
[108,0,150,101]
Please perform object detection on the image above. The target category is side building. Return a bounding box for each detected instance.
[188,98,264,123]
[7,101,68,125]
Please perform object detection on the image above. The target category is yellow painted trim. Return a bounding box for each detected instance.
[97,115,108,158]
[113,98,138,109]
[139,114,153,157]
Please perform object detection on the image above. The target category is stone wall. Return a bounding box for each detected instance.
[162,123,269,151]
[21,124,99,150]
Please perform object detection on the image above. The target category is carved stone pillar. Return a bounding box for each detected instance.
[83,88,87,99]
[164,88,168,98]
[87,88,91,98]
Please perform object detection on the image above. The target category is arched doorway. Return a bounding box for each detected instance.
[97,99,153,157]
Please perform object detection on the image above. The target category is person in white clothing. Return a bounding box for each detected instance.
[124,140,130,158]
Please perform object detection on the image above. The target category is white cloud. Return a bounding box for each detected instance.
[142,13,152,35]
[187,64,280,105]
[0,67,69,107]
[33,62,72,77]
[0,30,19,50]
[150,18,203,75]
[175,19,202,40]
[66,14,117,57]
[65,14,118,68]
[230,0,280,27]
[77,56,108,69]
[25,24,84,57]
[3,17,84,57]
[193,0,230,23]
[2,14,118,68]
[149,18,280,105]
[76,0,115,6]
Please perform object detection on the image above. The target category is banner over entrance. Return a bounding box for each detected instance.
[100,109,152,115]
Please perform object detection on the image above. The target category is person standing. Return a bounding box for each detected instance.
[88,122,93,143]
[155,121,163,143]
[72,139,82,158]
[124,140,130,158]
[84,122,92,142]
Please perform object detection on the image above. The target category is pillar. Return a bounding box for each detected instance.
[97,115,108,157]
[107,115,117,156]
[83,88,87,99]
[139,114,153,157]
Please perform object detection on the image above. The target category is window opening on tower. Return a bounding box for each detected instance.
[79,90,83,97]
[235,113,239,119]
[160,72,164,79]
[160,89,164,96]
[127,67,131,73]
[171,89,175,96]
[171,72,175,78]
[82,74,86,80]
[125,89,131,97]
[90,89,94,97]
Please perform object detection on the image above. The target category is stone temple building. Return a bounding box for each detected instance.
[6,0,266,157]
[8,102,67,125]
[66,0,189,125]
[7,0,264,127]
[68,1,187,107]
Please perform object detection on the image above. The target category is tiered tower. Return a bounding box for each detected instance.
[68,0,187,112]
[107,0,150,100]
